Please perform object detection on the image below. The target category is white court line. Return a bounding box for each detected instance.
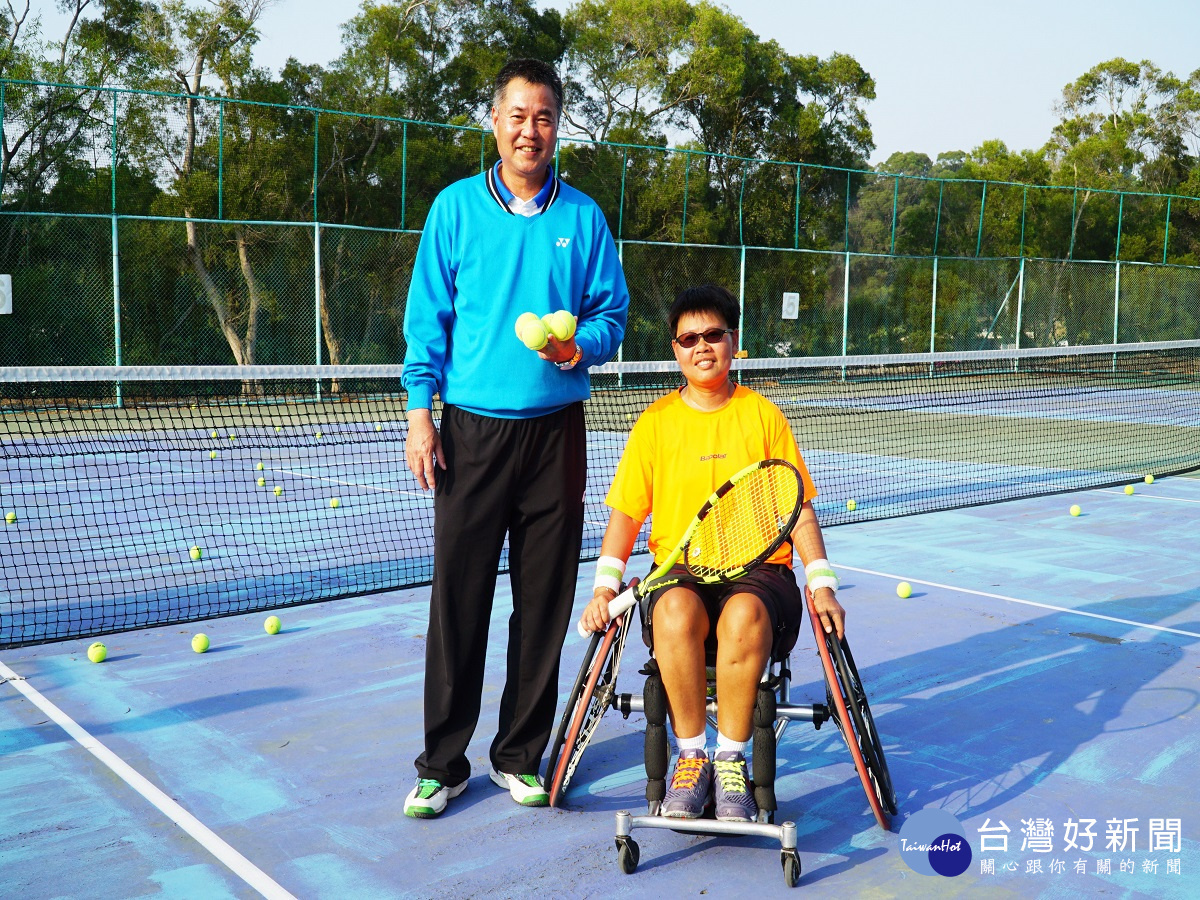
[1100,489,1200,505]
[273,467,428,499]
[839,565,1200,640]
[0,659,296,900]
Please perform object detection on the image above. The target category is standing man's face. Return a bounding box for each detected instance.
[491,78,559,195]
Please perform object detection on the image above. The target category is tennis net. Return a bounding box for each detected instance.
[2,341,1198,647]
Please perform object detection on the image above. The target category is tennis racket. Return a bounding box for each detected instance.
[578,458,804,637]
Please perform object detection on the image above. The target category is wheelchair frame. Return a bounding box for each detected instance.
[545,586,897,887]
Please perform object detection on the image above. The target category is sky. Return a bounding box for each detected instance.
[32,0,1200,165]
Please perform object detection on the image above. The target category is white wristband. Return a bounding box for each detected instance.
[594,556,626,593]
[804,557,839,593]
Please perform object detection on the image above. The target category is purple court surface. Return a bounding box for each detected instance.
[1,475,1198,898]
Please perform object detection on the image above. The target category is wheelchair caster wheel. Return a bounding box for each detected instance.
[616,837,640,874]
[781,849,801,887]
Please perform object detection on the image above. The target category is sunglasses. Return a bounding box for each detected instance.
[672,327,733,349]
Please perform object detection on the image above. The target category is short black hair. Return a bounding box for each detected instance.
[494,58,564,118]
[668,284,740,336]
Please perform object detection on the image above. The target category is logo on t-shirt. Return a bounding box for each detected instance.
[555,237,571,248]
[699,453,727,462]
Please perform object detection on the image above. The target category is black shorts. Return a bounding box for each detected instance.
[640,563,805,658]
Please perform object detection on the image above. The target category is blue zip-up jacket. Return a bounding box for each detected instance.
[402,167,630,417]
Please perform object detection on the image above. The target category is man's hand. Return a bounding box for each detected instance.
[538,334,577,365]
[812,586,846,640]
[580,586,616,634]
[405,408,445,490]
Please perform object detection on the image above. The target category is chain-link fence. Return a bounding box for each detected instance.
[2,78,1199,368]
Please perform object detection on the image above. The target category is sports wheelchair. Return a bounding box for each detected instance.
[545,582,897,887]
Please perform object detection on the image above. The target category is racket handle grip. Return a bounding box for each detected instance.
[576,586,637,638]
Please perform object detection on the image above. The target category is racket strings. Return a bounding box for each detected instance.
[685,464,799,578]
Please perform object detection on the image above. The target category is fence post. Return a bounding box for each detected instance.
[313,111,322,372]
[1113,261,1121,345]
[738,245,746,358]
[1162,196,1172,265]
[841,251,850,358]
[681,151,689,243]
[1015,257,1025,354]
[618,146,628,240]
[217,99,224,220]
[111,92,122,379]
[930,257,938,355]
[401,122,408,231]
[793,163,801,249]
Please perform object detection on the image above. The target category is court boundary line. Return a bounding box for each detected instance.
[0,658,296,900]
[840,565,1200,640]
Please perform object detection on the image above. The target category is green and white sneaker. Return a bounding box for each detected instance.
[489,768,549,807]
[404,777,467,819]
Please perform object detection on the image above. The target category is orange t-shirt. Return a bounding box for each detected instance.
[606,385,818,567]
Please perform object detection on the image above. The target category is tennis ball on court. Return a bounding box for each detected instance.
[1144,474,1155,484]
[330,498,340,508]
[4,511,15,524]
[274,485,283,496]
[87,642,107,663]
[228,433,236,441]
[896,582,912,599]
[1124,484,1135,495]
[191,633,210,653]
[375,424,383,432]
[189,545,202,561]
[541,310,577,341]
[257,477,265,487]
[315,431,322,439]
[209,450,218,460]
[264,615,281,635]
[275,426,282,433]
[211,430,218,439]
[256,462,264,471]
[846,499,857,512]
[1070,504,1082,517]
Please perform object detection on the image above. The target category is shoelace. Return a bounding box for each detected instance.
[714,759,748,795]
[416,778,444,798]
[671,756,706,790]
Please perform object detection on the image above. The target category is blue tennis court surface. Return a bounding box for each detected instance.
[2,473,1197,897]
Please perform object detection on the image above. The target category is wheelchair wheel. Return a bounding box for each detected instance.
[547,609,633,807]
[805,589,895,830]
[616,836,640,874]
[781,849,801,887]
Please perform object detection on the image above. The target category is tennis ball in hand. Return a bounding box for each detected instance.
[264,615,281,635]
[1069,504,1082,517]
[1144,474,1154,484]
[1124,484,1135,495]
[4,511,15,524]
[515,312,548,350]
[87,642,107,663]
[189,545,202,561]
[541,310,577,341]
[846,499,857,512]
[191,633,210,653]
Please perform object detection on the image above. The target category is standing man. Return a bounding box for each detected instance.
[401,58,629,818]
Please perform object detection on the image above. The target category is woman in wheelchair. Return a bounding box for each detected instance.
[580,283,844,823]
